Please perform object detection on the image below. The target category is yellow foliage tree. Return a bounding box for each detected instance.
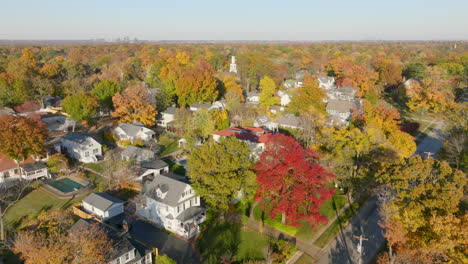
[112,84,157,126]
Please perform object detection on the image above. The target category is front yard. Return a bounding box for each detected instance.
[158,134,181,156]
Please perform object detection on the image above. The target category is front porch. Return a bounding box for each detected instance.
[174,207,207,239]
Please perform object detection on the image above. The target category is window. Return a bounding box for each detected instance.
[125,252,130,260]
[93,148,99,154]
[177,206,180,213]
[85,151,89,157]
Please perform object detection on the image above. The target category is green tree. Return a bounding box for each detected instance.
[258,76,279,111]
[62,92,98,131]
[156,255,176,264]
[288,75,326,115]
[91,80,121,109]
[191,108,215,139]
[46,154,69,174]
[188,137,256,212]
[155,86,174,113]
[403,62,427,79]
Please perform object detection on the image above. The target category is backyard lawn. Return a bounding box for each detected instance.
[295,253,315,264]
[158,134,181,156]
[4,188,84,229]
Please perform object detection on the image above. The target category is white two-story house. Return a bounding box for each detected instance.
[113,123,156,144]
[71,219,152,264]
[82,192,124,220]
[0,154,51,187]
[56,133,102,163]
[139,175,206,238]
[160,107,177,127]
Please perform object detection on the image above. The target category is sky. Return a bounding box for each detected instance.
[1,0,467,41]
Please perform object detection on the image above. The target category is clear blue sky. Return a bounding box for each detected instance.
[1,0,467,40]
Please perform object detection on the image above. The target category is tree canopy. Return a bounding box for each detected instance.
[112,84,157,126]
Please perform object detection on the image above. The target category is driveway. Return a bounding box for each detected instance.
[414,122,444,158]
[130,220,201,264]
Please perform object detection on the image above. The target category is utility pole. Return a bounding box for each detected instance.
[424,151,434,159]
[353,234,368,264]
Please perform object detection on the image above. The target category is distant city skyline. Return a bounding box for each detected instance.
[1,0,467,41]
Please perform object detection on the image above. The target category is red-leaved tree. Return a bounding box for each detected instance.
[254,133,335,227]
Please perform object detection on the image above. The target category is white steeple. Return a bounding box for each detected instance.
[229,56,237,73]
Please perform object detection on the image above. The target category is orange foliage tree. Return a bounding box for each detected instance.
[112,84,157,126]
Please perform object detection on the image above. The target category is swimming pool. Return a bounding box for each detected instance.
[48,178,85,193]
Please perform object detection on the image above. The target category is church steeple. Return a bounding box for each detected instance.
[229,55,237,74]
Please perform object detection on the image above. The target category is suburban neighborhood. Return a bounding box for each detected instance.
[0,2,467,264]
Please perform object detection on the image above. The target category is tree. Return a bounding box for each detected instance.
[209,108,230,130]
[175,60,219,106]
[377,156,467,262]
[155,86,174,113]
[403,62,427,79]
[188,137,256,212]
[258,76,279,111]
[112,84,157,126]
[0,115,47,161]
[222,75,244,100]
[156,254,177,264]
[0,181,31,241]
[62,92,98,131]
[254,133,335,226]
[190,108,215,139]
[46,154,69,174]
[91,80,121,109]
[13,211,114,264]
[288,75,326,115]
[173,107,193,137]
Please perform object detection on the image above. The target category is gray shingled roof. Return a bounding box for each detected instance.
[255,115,272,126]
[117,123,153,138]
[62,132,96,144]
[335,86,355,95]
[83,192,124,212]
[121,146,154,162]
[276,114,302,128]
[143,175,188,207]
[318,76,334,83]
[70,219,151,263]
[140,159,168,170]
[162,107,177,115]
[176,206,206,221]
[326,99,356,113]
[20,162,47,172]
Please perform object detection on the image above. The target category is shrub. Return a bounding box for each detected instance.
[103,131,116,143]
[156,255,176,264]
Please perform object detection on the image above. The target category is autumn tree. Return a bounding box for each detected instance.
[13,211,114,264]
[112,84,157,126]
[175,60,219,106]
[288,75,326,115]
[209,108,230,130]
[0,115,47,161]
[188,137,256,212]
[255,133,335,226]
[258,76,279,112]
[62,92,98,130]
[91,80,121,109]
[377,156,467,263]
[173,107,193,137]
[46,154,69,174]
[222,75,244,100]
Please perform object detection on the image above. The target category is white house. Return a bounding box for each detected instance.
[113,123,156,144]
[136,159,170,182]
[318,76,335,90]
[253,115,278,132]
[160,107,177,127]
[245,92,260,104]
[277,90,292,106]
[327,86,356,102]
[326,99,358,126]
[139,175,206,239]
[283,79,302,90]
[71,219,152,264]
[0,154,51,187]
[56,133,102,163]
[82,192,124,220]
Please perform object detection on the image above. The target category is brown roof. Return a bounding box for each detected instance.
[0,154,35,172]
[213,127,271,144]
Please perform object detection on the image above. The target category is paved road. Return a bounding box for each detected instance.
[414,122,444,158]
[316,197,385,264]
[130,220,201,264]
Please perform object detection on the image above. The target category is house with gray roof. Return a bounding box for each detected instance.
[160,107,177,127]
[189,103,212,112]
[327,86,356,101]
[276,114,303,130]
[253,115,278,131]
[326,99,358,126]
[121,146,155,164]
[245,91,260,104]
[81,193,124,220]
[71,218,152,264]
[318,76,335,90]
[82,192,124,220]
[56,132,102,163]
[138,175,206,238]
[136,159,169,182]
[113,123,155,144]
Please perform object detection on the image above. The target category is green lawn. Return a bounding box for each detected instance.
[161,157,186,175]
[197,221,268,263]
[252,194,348,241]
[158,135,181,156]
[314,199,363,248]
[4,188,84,229]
